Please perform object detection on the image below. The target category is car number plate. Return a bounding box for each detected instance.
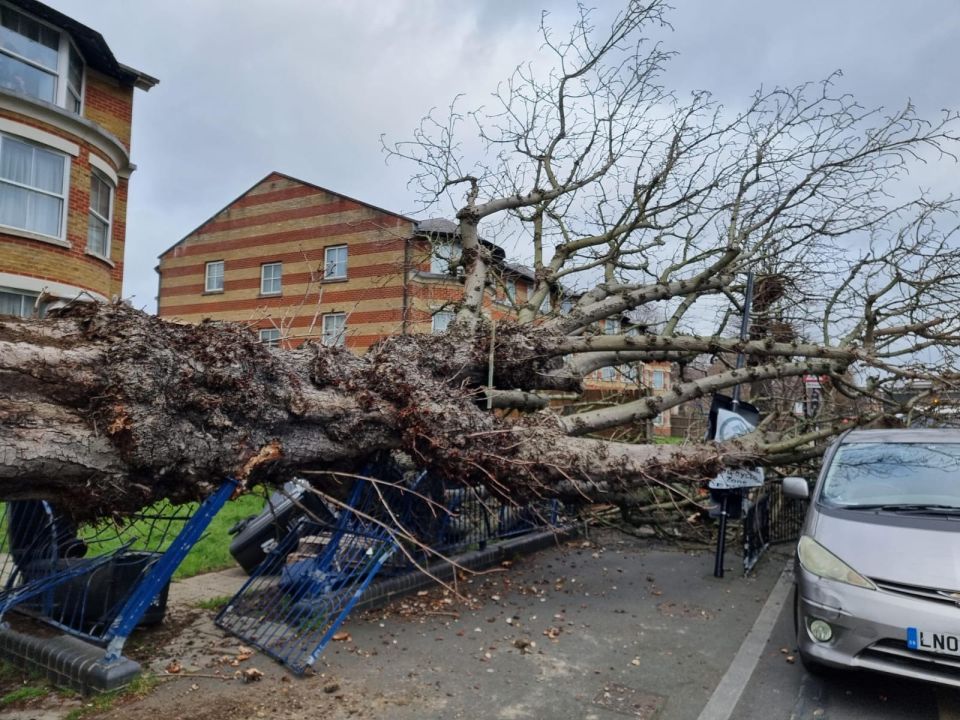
[907,627,960,656]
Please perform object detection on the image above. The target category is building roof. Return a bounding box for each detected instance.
[10,0,158,90]
[159,171,416,259]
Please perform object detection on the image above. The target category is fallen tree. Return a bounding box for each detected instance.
[3,1,960,519]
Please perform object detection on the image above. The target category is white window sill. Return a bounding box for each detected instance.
[258,292,283,298]
[85,249,115,267]
[0,225,70,248]
[202,289,224,295]
[322,275,348,283]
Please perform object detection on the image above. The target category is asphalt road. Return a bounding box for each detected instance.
[725,565,960,720]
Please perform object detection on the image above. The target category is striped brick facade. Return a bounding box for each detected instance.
[0,0,155,314]
[158,173,421,352]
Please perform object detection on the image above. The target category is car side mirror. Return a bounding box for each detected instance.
[782,476,809,500]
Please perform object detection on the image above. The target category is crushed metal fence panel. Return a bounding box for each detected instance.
[217,466,563,674]
[0,479,236,692]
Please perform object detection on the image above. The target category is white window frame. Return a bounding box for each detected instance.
[432,310,455,334]
[0,132,68,240]
[204,260,224,293]
[0,3,84,113]
[86,168,112,259]
[260,262,282,295]
[324,245,347,280]
[605,318,621,335]
[600,365,616,381]
[652,369,665,390]
[653,413,665,428]
[322,312,346,347]
[259,328,281,347]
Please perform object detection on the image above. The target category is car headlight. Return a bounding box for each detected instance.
[797,535,876,590]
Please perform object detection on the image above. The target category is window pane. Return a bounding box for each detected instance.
[261,263,281,293]
[206,261,224,291]
[259,329,281,347]
[325,246,347,278]
[32,146,63,193]
[432,311,454,333]
[87,214,107,255]
[0,289,33,316]
[322,314,345,346]
[0,8,59,69]
[91,173,110,218]
[0,136,31,184]
[67,44,82,93]
[0,52,55,102]
[29,191,60,236]
[0,182,27,228]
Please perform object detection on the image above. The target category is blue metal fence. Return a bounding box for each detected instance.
[0,479,237,664]
[216,465,563,674]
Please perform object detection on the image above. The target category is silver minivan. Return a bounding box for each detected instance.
[788,428,960,687]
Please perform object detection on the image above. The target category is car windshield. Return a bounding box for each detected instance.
[820,442,960,509]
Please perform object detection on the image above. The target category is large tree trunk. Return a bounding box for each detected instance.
[0,303,745,520]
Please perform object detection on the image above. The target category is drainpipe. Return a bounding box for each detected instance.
[401,234,411,335]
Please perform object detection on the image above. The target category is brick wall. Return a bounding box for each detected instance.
[158,173,417,352]
[83,70,134,150]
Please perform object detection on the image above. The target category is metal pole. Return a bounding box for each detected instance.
[713,494,728,578]
[731,271,755,409]
[487,319,496,410]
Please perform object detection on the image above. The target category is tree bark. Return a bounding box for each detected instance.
[0,303,751,520]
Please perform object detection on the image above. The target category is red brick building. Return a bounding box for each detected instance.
[0,0,156,316]
[156,172,674,431]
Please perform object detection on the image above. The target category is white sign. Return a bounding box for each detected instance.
[709,468,765,490]
[709,408,764,489]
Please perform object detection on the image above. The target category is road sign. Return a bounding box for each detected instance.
[709,468,765,490]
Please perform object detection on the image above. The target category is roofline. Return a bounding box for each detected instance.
[158,171,415,260]
[118,63,159,91]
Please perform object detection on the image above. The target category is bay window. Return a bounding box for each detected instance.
[0,5,84,113]
[0,133,66,238]
[87,169,112,258]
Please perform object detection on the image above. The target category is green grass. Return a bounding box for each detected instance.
[64,674,159,720]
[173,492,266,579]
[193,594,233,611]
[0,685,48,706]
[654,435,685,445]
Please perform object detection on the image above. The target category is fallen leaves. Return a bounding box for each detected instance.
[240,667,264,683]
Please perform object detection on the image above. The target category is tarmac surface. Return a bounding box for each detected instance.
[102,529,787,720]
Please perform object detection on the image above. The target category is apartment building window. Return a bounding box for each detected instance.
[432,310,454,334]
[0,133,66,238]
[0,5,84,113]
[204,260,224,292]
[601,365,616,381]
[605,318,621,335]
[430,240,461,274]
[652,369,665,389]
[260,262,282,295]
[505,278,516,303]
[87,170,112,258]
[653,413,665,427]
[324,245,347,280]
[259,328,281,347]
[0,287,37,316]
[322,312,346,347]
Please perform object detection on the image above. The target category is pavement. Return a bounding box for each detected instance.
[114,529,789,719]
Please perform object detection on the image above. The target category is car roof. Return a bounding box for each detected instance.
[841,428,960,443]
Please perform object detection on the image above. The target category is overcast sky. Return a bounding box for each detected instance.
[48,0,960,312]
